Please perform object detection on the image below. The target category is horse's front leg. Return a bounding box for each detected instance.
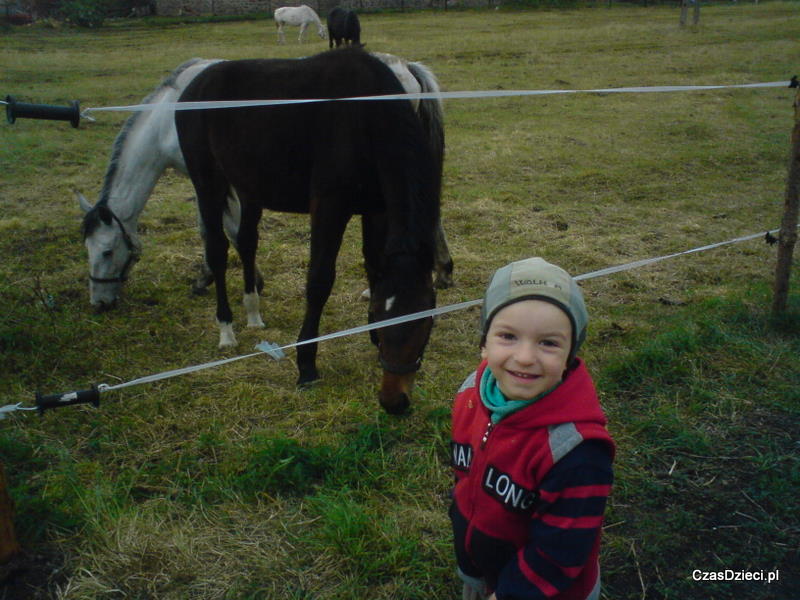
[359,216,452,299]
[296,208,351,386]
[361,213,387,346]
[235,198,265,329]
[298,22,307,43]
[192,206,216,295]
[199,198,236,348]
[433,217,454,289]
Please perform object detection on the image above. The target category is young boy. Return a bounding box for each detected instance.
[450,257,615,600]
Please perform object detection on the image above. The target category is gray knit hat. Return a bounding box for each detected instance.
[480,257,588,362]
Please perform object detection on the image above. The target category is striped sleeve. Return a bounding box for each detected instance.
[494,440,613,600]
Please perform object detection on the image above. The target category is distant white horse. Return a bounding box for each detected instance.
[274,5,327,44]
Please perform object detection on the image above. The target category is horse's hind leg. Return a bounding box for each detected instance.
[296,207,351,386]
[190,198,264,295]
[223,194,264,293]
[433,218,454,289]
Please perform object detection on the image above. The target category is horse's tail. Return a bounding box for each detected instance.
[407,61,444,182]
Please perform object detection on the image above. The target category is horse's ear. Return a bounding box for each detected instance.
[77,191,93,213]
[97,204,113,225]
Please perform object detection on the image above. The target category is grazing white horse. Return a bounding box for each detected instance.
[274,5,327,44]
[79,54,453,312]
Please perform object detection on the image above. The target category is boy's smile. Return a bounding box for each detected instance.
[481,299,572,401]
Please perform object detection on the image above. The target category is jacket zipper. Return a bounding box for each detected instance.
[481,421,494,448]
[465,419,495,568]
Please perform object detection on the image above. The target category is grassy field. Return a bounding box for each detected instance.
[1,3,799,599]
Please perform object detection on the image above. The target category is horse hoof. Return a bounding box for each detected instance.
[297,377,321,390]
[297,369,321,389]
[92,299,117,314]
[246,314,266,328]
[218,322,237,348]
[380,392,410,415]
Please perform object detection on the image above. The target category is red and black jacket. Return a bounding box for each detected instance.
[450,359,615,600]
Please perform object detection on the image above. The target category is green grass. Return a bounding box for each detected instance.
[598,287,799,599]
[1,4,799,598]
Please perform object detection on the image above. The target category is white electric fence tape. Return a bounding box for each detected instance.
[79,81,789,119]
[1,80,795,417]
[1,226,792,419]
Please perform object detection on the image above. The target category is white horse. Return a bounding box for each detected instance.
[274,5,326,44]
[79,54,453,312]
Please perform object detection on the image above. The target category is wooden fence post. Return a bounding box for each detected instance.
[0,462,21,564]
[772,79,800,315]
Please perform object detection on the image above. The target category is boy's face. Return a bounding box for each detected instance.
[481,299,572,401]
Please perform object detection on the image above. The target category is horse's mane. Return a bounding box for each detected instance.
[406,60,444,169]
[376,97,439,289]
[96,58,209,208]
[302,4,322,24]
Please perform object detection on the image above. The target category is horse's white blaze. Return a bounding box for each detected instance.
[218,321,237,348]
[385,296,396,313]
[243,292,265,328]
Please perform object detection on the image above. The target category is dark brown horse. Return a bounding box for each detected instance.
[327,7,361,49]
[175,48,440,414]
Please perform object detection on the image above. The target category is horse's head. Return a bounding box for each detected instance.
[79,193,141,311]
[369,274,436,415]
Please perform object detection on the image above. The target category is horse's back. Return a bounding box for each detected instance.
[275,4,317,24]
[179,50,403,105]
[176,49,428,214]
[344,11,360,43]
[327,6,344,28]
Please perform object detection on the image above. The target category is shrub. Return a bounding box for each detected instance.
[58,0,106,27]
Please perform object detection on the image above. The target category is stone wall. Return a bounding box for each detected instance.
[155,0,490,17]
[156,0,270,16]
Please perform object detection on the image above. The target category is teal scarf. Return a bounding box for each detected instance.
[480,367,559,424]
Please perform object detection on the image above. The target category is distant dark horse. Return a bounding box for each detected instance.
[175,48,439,414]
[327,7,361,48]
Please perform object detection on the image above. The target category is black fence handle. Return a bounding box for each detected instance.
[5,95,81,128]
[35,386,100,414]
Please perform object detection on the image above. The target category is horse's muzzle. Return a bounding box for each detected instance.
[378,371,415,415]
